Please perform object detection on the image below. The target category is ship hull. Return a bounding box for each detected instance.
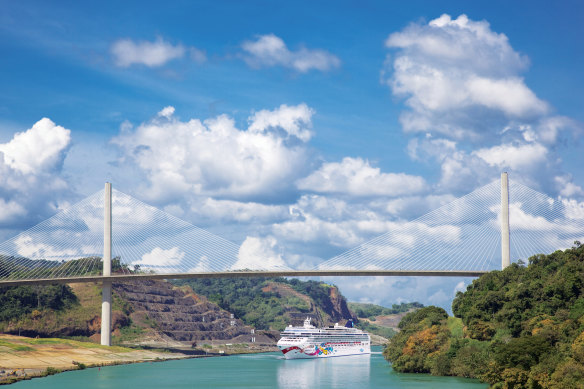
[278,341,371,359]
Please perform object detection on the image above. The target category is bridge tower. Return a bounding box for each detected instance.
[101,182,112,346]
[501,172,510,269]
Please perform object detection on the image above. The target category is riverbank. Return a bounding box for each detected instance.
[0,334,277,385]
[0,334,190,385]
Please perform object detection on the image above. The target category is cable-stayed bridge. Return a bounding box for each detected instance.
[0,173,583,345]
[1,174,582,283]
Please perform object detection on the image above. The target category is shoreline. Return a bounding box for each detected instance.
[0,334,276,385]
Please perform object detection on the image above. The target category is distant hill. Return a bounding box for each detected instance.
[172,277,356,331]
[383,242,584,388]
[0,268,357,348]
[349,302,423,339]
[349,302,423,319]
[0,280,271,347]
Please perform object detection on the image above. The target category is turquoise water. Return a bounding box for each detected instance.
[13,349,487,388]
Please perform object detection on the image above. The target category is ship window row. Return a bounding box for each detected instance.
[281,335,369,340]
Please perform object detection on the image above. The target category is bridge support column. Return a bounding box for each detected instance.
[101,182,112,346]
[501,172,510,269]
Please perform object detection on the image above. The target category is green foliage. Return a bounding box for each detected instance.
[116,326,145,342]
[0,340,34,351]
[355,320,397,339]
[385,244,584,388]
[0,255,138,281]
[173,277,349,331]
[491,335,552,370]
[448,338,490,378]
[398,306,447,330]
[383,306,450,374]
[453,245,584,338]
[0,284,78,322]
[446,317,464,338]
[348,301,423,318]
[43,367,61,376]
[173,277,281,329]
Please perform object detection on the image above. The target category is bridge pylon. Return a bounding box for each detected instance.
[501,172,510,270]
[100,182,112,346]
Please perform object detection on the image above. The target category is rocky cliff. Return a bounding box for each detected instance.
[113,280,274,344]
[262,281,355,328]
[0,280,277,346]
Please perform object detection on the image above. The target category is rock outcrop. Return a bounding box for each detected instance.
[262,282,356,328]
[113,280,273,344]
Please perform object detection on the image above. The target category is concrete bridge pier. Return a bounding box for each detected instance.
[101,182,112,346]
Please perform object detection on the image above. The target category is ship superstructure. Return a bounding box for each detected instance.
[277,317,370,359]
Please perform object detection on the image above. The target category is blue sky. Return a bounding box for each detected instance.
[1,0,583,310]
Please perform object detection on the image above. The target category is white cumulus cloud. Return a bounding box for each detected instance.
[0,118,73,230]
[473,143,548,171]
[242,34,340,73]
[385,14,548,140]
[139,246,185,266]
[112,104,313,203]
[0,118,70,175]
[297,157,427,197]
[384,14,582,195]
[248,103,314,142]
[233,236,287,270]
[15,235,78,260]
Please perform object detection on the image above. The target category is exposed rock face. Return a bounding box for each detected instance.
[262,282,356,328]
[324,286,357,324]
[113,280,272,344]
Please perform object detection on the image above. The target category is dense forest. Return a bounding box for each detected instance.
[0,284,78,322]
[383,242,584,388]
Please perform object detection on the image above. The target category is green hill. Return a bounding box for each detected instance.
[0,268,357,346]
[172,277,355,331]
[349,302,423,319]
[383,242,584,388]
[349,302,423,339]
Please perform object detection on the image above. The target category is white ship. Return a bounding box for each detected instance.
[277,317,370,359]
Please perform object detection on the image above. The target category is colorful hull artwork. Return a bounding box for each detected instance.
[281,343,334,357]
[278,318,371,359]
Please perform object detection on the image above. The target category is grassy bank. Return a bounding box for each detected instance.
[0,334,188,385]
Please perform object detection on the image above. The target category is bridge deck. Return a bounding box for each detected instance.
[0,270,488,286]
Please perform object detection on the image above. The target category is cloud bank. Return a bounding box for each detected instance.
[112,104,314,204]
[384,14,582,195]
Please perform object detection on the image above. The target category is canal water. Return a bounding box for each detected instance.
[13,349,487,388]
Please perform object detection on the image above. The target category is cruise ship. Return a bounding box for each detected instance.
[277,317,370,359]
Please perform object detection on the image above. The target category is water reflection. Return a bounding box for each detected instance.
[277,354,371,388]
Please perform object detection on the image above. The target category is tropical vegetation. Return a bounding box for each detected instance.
[383,242,584,388]
[173,277,349,331]
[349,301,423,319]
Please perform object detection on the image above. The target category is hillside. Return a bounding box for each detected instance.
[0,334,189,385]
[383,242,584,388]
[0,280,272,349]
[172,277,356,331]
[349,302,423,339]
[0,273,359,350]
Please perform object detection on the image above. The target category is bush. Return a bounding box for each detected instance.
[44,367,61,376]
